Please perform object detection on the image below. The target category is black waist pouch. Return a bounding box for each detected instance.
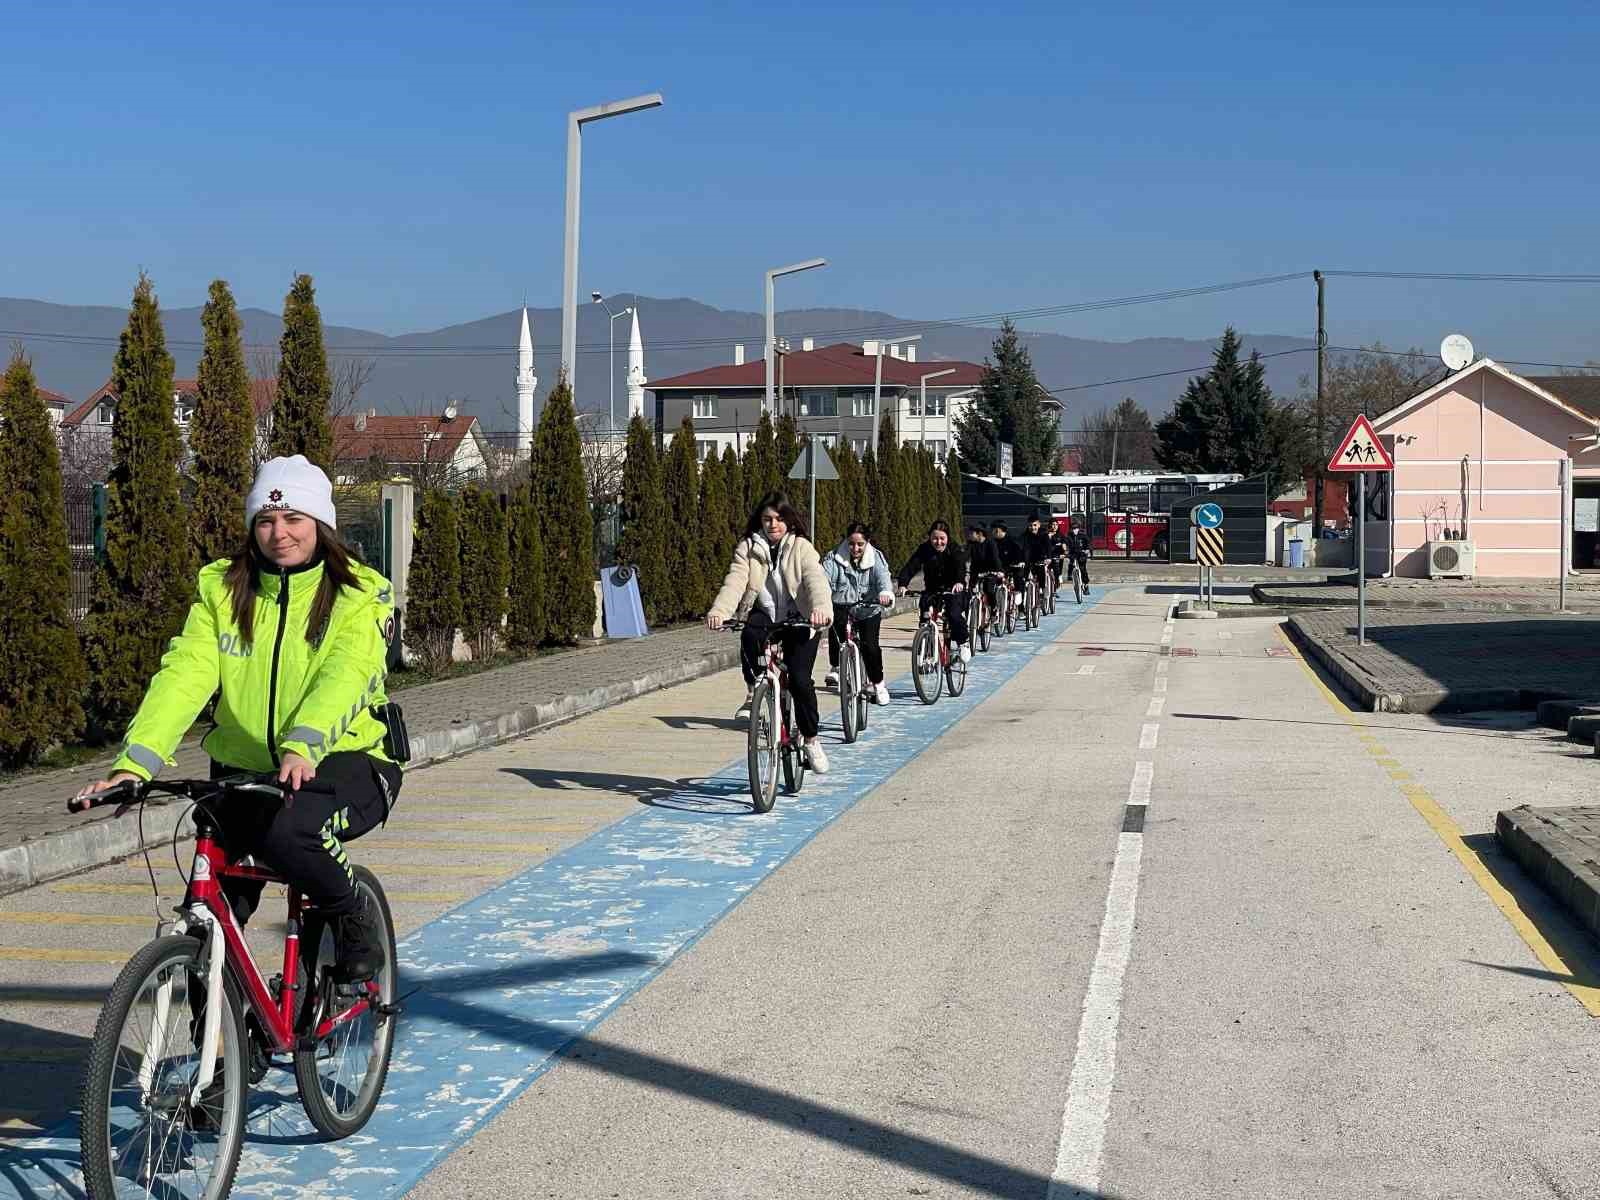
[371,702,412,764]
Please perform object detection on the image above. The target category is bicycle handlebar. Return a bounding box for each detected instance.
[68,773,296,815]
[718,617,822,633]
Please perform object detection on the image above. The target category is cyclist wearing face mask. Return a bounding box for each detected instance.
[822,521,894,705]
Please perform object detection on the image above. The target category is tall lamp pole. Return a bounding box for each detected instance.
[871,334,921,455]
[765,259,826,415]
[591,292,632,432]
[562,93,663,404]
[919,367,956,452]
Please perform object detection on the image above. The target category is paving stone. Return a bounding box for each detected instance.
[1538,699,1600,730]
[1496,805,1600,942]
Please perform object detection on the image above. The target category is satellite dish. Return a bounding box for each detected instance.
[1440,334,1474,372]
[442,404,458,421]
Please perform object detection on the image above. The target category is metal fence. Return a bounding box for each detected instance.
[63,483,99,629]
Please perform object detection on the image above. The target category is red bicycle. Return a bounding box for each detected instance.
[908,590,969,704]
[68,775,399,1200]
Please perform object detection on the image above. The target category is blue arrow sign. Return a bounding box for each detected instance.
[1193,502,1224,529]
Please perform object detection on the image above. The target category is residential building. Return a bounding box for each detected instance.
[39,386,70,425]
[645,340,984,466]
[331,407,494,488]
[61,376,276,441]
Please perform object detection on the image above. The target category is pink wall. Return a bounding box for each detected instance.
[1372,368,1588,579]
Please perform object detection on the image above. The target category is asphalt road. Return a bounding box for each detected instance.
[1,588,1597,1199]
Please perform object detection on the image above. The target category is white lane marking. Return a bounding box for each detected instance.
[1077,664,1097,676]
[1038,645,1060,656]
[1139,723,1159,749]
[1155,659,1169,675]
[1218,630,1232,640]
[1048,831,1146,1197]
[1129,760,1153,804]
[1146,697,1164,717]
[1159,631,1172,645]
[1153,676,1167,693]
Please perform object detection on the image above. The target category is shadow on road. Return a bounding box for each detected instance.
[653,714,744,732]
[1170,711,1544,740]
[1457,833,1600,994]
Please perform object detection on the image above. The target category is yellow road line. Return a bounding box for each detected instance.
[0,990,103,1006]
[1276,625,1600,1017]
[0,947,127,964]
[0,911,155,927]
[51,882,466,902]
[7,1047,83,1063]
[367,839,553,854]
[382,820,592,834]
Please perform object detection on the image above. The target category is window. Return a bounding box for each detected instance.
[817,433,838,449]
[98,403,114,424]
[1111,483,1152,512]
[695,439,718,462]
[923,394,946,417]
[799,389,836,418]
[852,438,868,456]
[850,391,876,418]
[928,439,949,464]
[692,394,717,419]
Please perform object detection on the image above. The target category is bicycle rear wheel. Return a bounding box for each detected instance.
[294,866,398,1138]
[945,649,968,697]
[1028,582,1041,630]
[1045,571,1057,615]
[780,692,806,794]
[80,933,248,1200]
[1004,593,1018,636]
[911,624,943,704]
[969,594,989,653]
[1073,564,1083,604]
[747,680,779,813]
[839,645,860,744]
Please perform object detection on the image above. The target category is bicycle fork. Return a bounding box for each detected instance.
[139,907,225,1109]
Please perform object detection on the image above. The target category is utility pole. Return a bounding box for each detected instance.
[1313,270,1326,536]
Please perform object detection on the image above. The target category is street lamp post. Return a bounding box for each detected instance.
[765,259,826,415]
[871,334,921,456]
[562,93,663,404]
[919,367,956,454]
[591,292,633,433]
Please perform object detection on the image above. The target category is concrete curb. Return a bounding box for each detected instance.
[0,601,922,898]
[1252,583,1594,615]
[1495,806,1600,943]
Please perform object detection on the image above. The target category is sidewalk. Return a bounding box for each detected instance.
[1285,608,1600,713]
[0,623,744,896]
[1087,561,1337,585]
[1256,576,1600,614]
[1496,806,1600,945]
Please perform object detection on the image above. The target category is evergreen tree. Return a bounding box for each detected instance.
[720,443,746,547]
[1156,328,1292,491]
[697,447,731,604]
[874,415,908,564]
[952,318,1059,475]
[748,411,778,504]
[834,442,869,534]
[617,414,668,626]
[189,279,254,563]
[534,374,597,643]
[457,484,508,661]
[773,412,801,483]
[945,456,965,532]
[661,416,705,620]
[505,482,548,653]
[861,447,881,551]
[270,273,334,472]
[84,274,197,735]
[403,489,460,673]
[1077,396,1158,473]
[0,351,88,764]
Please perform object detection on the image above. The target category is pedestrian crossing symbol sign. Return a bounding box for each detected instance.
[1328,413,1394,472]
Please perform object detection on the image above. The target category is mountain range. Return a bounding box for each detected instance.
[2,295,1318,435]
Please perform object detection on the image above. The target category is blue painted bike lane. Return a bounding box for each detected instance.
[0,595,1102,1200]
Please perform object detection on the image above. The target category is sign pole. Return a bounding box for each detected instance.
[1560,457,1569,614]
[807,437,817,537]
[1357,470,1367,646]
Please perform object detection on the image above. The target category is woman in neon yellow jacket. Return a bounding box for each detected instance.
[76,455,400,982]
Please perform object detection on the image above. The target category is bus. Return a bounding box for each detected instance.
[979,472,1241,559]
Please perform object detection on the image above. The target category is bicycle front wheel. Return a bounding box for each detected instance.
[1073,565,1083,604]
[748,680,779,812]
[80,933,248,1200]
[839,645,860,744]
[781,691,806,795]
[911,624,943,705]
[294,866,398,1138]
[1005,595,1018,636]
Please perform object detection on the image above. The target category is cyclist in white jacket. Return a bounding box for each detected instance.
[821,522,895,704]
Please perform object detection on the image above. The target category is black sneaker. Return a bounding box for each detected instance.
[332,896,384,984]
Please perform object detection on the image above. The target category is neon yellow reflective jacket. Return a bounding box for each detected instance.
[113,557,396,780]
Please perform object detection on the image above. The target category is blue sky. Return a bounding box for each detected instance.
[3,0,1598,361]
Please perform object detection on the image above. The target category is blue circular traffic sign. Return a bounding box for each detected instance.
[1193,502,1224,529]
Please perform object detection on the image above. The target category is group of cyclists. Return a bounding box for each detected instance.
[706,488,1092,775]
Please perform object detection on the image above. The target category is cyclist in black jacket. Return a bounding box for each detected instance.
[967,526,1005,624]
[1021,514,1053,597]
[1065,519,1093,587]
[896,520,970,661]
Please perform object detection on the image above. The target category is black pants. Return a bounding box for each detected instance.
[205,753,400,921]
[740,610,821,738]
[1069,552,1091,586]
[828,604,884,684]
[920,593,969,645]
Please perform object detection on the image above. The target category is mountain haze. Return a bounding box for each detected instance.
[1,295,1317,434]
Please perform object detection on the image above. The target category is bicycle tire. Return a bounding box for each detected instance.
[857,676,870,733]
[839,645,860,744]
[946,651,968,697]
[976,606,991,653]
[1073,564,1083,605]
[1045,572,1057,615]
[911,624,943,705]
[81,933,248,1200]
[781,692,806,794]
[294,867,398,1138]
[748,680,778,813]
[1028,581,1042,630]
[1004,594,1018,636]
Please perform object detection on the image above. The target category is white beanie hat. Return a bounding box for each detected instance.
[245,455,337,529]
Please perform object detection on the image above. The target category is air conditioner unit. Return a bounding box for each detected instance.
[1427,540,1475,579]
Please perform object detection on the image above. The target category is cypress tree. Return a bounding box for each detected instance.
[189,279,254,564]
[0,351,88,764]
[662,416,705,620]
[84,274,197,735]
[403,489,461,673]
[720,443,745,547]
[773,412,801,483]
[505,482,548,653]
[834,442,868,533]
[945,456,964,531]
[533,373,596,643]
[270,273,334,472]
[457,484,508,661]
[617,414,668,626]
[748,411,778,504]
[874,415,906,564]
[861,447,880,552]
[697,447,731,605]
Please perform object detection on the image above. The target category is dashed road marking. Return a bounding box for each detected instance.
[1077,664,1097,676]
[1146,697,1165,717]
[0,910,156,927]
[0,947,126,964]
[1139,724,1159,749]
[1153,676,1167,693]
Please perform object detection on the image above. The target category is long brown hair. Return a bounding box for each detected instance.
[223,519,363,647]
[744,490,808,540]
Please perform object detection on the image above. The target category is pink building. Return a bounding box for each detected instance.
[1365,359,1600,579]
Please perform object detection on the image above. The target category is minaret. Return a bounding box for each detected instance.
[515,306,537,457]
[626,308,646,423]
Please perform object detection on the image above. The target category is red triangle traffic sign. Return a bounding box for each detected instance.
[1327,413,1394,472]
